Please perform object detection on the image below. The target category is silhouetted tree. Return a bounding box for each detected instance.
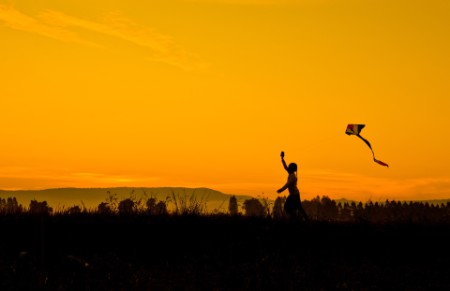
[302,196,320,220]
[365,201,384,223]
[154,201,168,215]
[29,200,53,215]
[97,202,112,214]
[118,198,136,215]
[354,202,365,222]
[146,198,168,215]
[228,196,238,216]
[146,198,157,215]
[338,202,353,222]
[0,197,23,214]
[243,198,265,217]
[320,196,338,221]
[272,197,286,219]
[260,196,272,217]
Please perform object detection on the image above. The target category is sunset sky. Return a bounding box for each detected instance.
[1,0,449,202]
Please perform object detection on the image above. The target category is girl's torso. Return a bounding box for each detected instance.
[287,173,300,196]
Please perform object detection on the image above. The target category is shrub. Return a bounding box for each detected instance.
[146,198,168,215]
[272,197,286,219]
[98,202,112,214]
[118,198,136,215]
[243,198,265,217]
[29,200,53,215]
[228,196,238,216]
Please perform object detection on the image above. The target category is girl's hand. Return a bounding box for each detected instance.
[280,151,285,158]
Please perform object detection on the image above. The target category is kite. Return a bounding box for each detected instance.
[345,124,389,167]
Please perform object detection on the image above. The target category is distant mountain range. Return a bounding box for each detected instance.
[0,187,255,212]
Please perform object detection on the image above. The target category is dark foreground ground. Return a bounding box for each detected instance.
[1,214,450,290]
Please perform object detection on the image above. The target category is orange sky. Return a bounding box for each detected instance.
[1,0,450,201]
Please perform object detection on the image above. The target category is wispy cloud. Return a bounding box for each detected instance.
[0,4,96,46]
[0,4,208,71]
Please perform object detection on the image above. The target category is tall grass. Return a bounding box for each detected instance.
[170,189,208,215]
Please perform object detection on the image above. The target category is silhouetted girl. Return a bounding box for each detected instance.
[277,151,309,220]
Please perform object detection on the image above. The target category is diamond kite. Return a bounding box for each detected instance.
[345,124,389,167]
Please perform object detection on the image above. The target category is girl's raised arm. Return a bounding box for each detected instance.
[281,151,289,172]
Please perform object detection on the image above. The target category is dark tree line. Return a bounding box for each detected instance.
[236,195,450,223]
[2,194,450,223]
[330,199,450,223]
[0,196,168,216]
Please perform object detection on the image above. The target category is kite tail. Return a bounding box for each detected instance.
[357,134,389,168]
[374,158,389,167]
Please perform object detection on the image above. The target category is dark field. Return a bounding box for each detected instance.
[1,214,450,290]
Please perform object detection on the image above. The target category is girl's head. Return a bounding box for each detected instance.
[288,163,297,174]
